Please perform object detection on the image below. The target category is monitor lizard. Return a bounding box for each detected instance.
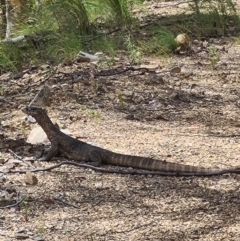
[22,106,240,176]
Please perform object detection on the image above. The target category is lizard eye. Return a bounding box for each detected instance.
[26,107,37,113]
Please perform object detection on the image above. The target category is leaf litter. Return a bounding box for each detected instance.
[1,5,240,241]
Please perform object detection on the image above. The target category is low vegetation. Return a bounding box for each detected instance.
[0,0,239,72]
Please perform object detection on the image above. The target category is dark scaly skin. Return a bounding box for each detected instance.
[22,107,240,176]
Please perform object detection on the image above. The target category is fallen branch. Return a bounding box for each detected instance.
[0,197,25,209]
[9,149,35,169]
[94,67,157,77]
[3,35,25,43]
[54,197,79,209]
[2,161,240,176]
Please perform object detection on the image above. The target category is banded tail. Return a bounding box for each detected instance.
[107,152,240,176]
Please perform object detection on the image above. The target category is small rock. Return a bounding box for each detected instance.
[15,233,29,239]
[175,33,190,45]
[26,116,36,123]
[170,66,181,74]
[123,90,133,97]
[95,181,103,188]
[27,126,47,144]
[24,172,38,185]
[34,236,45,241]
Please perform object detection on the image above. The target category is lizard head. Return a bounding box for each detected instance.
[22,106,46,117]
[23,107,60,129]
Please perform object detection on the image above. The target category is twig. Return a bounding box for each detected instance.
[156,0,192,7]
[94,67,157,77]
[208,134,240,138]
[82,28,121,43]
[54,198,79,209]
[2,161,240,176]
[0,197,25,209]
[8,149,35,169]
[94,66,177,80]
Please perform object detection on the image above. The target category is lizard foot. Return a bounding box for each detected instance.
[37,157,48,162]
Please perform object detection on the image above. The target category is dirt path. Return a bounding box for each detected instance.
[1,108,240,240]
[2,3,240,241]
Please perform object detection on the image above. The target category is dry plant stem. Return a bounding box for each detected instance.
[95,66,173,77]
[2,161,240,176]
[58,67,162,78]
[0,197,25,209]
[54,198,79,209]
[94,67,155,77]
[8,149,35,169]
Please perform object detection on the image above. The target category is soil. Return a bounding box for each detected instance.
[1,2,240,241]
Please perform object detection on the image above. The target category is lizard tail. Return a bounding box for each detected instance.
[107,153,240,176]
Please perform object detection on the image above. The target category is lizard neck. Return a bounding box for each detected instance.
[33,111,59,142]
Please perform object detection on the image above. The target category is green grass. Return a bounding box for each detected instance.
[125,35,141,64]
[89,36,117,58]
[0,0,240,72]
[139,28,178,56]
[102,0,135,24]
[0,49,17,71]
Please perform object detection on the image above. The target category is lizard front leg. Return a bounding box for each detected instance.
[39,141,59,161]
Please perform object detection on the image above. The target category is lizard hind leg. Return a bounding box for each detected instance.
[89,151,102,167]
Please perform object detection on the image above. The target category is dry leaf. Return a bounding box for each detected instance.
[170,66,181,74]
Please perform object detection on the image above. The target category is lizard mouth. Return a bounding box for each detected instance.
[22,106,41,115]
